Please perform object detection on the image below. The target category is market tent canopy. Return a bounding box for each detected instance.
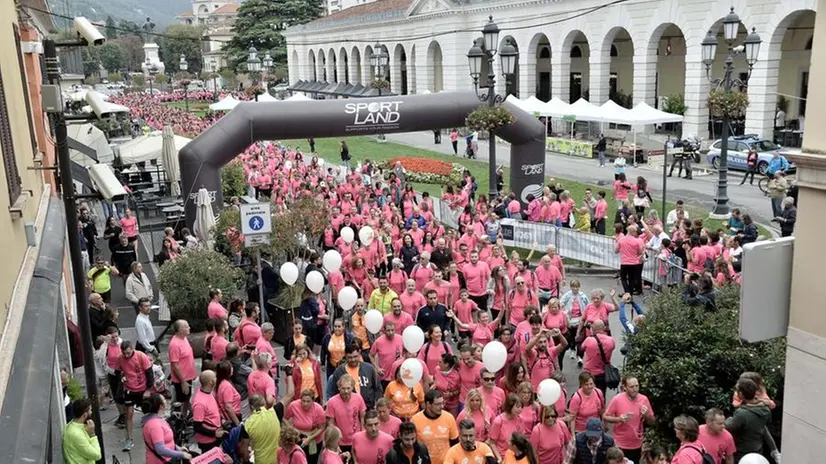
[256,92,278,102]
[627,102,684,125]
[209,95,240,111]
[117,132,193,165]
[285,94,313,102]
[543,97,572,118]
[85,91,129,116]
[599,100,635,125]
[568,98,604,122]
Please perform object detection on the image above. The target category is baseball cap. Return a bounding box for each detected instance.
[585,418,603,437]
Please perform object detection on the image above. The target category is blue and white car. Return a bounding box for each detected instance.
[706,136,796,174]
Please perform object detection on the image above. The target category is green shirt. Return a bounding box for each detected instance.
[62,421,101,464]
[87,266,112,293]
[245,407,281,463]
[369,289,399,315]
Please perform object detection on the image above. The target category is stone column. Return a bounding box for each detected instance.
[317,56,325,82]
[633,53,658,106]
[337,54,347,84]
[520,48,534,98]
[745,58,780,140]
[551,52,569,103]
[348,53,360,86]
[681,55,710,140]
[327,55,337,83]
[588,57,610,104]
[362,50,373,86]
[390,49,403,94]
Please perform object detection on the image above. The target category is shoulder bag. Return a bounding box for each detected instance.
[594,334,621,390]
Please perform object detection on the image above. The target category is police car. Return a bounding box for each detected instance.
[705,135,796,174]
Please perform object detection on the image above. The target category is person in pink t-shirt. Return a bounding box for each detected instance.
[376,398,402,438]
[142,394,193,463]
[399,280,427,319]
[488,393,524,459]
[463,251,491,309]
[320,425,351,464]
[191,370,226,451]
[671,414,710,464]
[697,408,736,464]
[530,405,570,464]
[285,390,327,456]
[456,345,484,402]
[247,352,277,407]
[603,377,655,463]
[480,369,507,416]
[168,320,197,414]
[326,374,367,450]
[215,361,242,425]
[580,320,616,394]
[615,225,645,295]
[369,321,405,383]
[568,371,605,434]
[352,410,395,464]
[207,289,227,320]
[383,298,415,335]
[117,340,152,449]
[278,425,309,464]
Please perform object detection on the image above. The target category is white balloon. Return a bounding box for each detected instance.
[481,341,507,373]
[364,309,384,334]
[358,226,374,246]
[739,454,769,464]
[279,262,299,286]
[305,270,325,294]
[340,227,355,244]
[537,379,563,406]
[323,250,342,273]
[402,326,425,354]
[338,286,358,311]
[400,358,423,388]
[284,160,292,170]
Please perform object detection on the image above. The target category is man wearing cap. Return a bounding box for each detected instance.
[565,417,615,464]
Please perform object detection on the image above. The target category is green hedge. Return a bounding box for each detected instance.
[624,285,786,450]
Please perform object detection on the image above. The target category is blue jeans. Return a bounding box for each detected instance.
[598,150,606,166]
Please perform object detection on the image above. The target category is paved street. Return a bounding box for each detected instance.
[100,273,627,462]
[386,131,779,232]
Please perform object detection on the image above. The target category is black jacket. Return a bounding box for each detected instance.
[385,439,431,464]
[430,248,452,271]
[416,304,449,333]
[329,362,382,409]
[89,306,106,339]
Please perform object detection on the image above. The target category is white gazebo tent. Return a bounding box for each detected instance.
[209,95,240,111]
[568,98,605,122]
[256,92,278,102]
[627,102,684,125]
[116,132,193,165]
[541,97,573,118]
[285,94,313,102]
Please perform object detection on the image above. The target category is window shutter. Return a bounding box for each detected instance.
[13,24,38,153]
[0,63,22,203]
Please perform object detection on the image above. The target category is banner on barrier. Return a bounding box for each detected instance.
[500,218,556,250]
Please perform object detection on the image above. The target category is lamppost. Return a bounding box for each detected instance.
[701,7,761,217]
[178,53,190,112]
[146,58,159,95]
[369,42,389,96]
[246,46,262,101]
[466,15,518,200]
[209,58,219,101]
[262,51,273,93]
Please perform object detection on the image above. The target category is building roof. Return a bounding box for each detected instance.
[177,10,194,17]
[213,3,240,14]
[313,0,413,24]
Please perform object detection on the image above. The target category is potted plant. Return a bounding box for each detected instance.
[662,93,687,131]
[465,104,516,136]
[370,78,390,91]
[157,248,244,355]
[707,88,750,118]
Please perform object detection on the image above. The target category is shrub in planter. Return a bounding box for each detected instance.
[212,207,244,258]
[222,161,247,200]
[707,88,750,117]
[465,105,516,133]
[157,248,244,332]
[385,157,464,185]
[624,285,785,451]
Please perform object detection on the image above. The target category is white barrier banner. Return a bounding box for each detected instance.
[556,228,620,268]
[500,218,555,251]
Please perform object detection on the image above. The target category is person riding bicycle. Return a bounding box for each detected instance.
[766,152,790,179]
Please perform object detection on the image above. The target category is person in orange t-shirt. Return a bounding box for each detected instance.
[410,390,459,463]
[444,417,497,464]
[384,365,425,419]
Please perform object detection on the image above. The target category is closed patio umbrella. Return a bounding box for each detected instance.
[161,125,182,196]
[193,187,216,249]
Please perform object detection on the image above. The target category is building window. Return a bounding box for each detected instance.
[610,45,618,57]
[570,46,581,58]
[13,25,37,153]
[0,65,23,203]
[800,71,809,116]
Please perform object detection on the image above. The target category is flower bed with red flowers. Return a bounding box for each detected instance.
[385,157,464,185]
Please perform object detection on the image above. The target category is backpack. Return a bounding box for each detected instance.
[423,340,450,361]
[685,445,716,464]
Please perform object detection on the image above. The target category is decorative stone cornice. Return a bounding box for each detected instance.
[787,152,826,192]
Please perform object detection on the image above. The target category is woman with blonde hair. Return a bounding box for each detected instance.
[278,422,309,463]
[457,388,494,441]
[319,425,351,464]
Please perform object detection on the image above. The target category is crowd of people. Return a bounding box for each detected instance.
[61,91,780,464]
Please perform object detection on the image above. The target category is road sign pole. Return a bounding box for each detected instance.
[257,248,267,324]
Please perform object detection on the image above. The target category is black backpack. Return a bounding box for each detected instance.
[685,445,716,464]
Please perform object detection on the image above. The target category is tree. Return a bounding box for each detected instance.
[155,74,169,85]
[157,24,204,74]
[220,68,236,90]
[117,20,143,40]
[131,74,145,87]
[112,36,145,72]
[81,47,101,77]
[108,72,123,83]
[224,0,323,73]
[624,285,785,451]
[104,16,118,39]
[84,76,99,86]
[98,42,125,72]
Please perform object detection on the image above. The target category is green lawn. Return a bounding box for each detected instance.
[281,136,768,237]
[165,101,211,117]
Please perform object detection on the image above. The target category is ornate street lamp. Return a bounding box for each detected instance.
[246,46,263,101]
[466,16,516,200]
[701,7,761,217]
[178,54,190,112]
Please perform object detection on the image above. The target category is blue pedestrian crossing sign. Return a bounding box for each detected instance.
[240,203,272,235]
